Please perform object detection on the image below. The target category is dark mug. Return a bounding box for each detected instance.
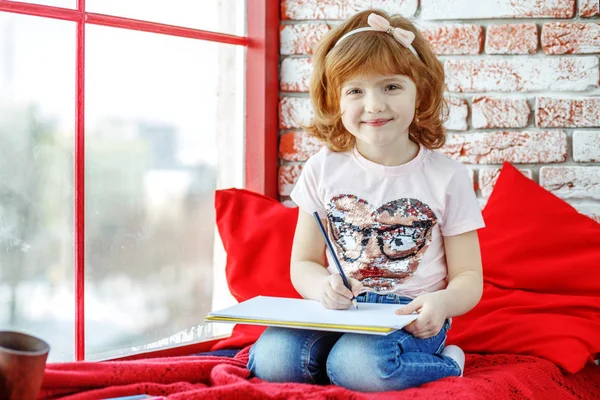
[0,331,50,400]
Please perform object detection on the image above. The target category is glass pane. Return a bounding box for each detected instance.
[11,0,75,8]
[0,12,76,362]
[85,24,244,359]
[86,0,246,36]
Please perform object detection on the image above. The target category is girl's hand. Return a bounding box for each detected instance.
[395,291,448,339]
[320,274,363,310]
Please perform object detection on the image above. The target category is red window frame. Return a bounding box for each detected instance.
[0,0,279,361]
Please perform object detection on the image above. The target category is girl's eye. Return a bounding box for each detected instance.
[385,84,402,91]
[346,89,362,95]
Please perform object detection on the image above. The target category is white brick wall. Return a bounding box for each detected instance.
[278,0,600,222]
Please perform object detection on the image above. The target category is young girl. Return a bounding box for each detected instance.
[248,9,484,392]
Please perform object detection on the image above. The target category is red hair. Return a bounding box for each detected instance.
[305,10,447,152]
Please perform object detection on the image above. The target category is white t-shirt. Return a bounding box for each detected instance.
[290,144,485,299]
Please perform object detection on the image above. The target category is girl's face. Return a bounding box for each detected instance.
[339,74,417,150]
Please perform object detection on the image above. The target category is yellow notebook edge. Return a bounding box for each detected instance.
[205,315,395,333]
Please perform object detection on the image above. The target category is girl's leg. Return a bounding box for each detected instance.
[248,327,342,384]
[326,320,460,392]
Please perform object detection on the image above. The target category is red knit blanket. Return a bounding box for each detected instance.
[40,347,600,400]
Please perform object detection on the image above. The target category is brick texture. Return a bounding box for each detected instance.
[541,22,600,55]
[472,96,530,129]
[580,0,600,17]
[420,0,575,20]
[485,24,538,55]
[540,166,600,200]
[277,0,600,223]
[281,0,418,20]
[280,131,324,162]
[279,164,303,196]
[536,97,600,128]
[281,58,312,92]
[573,131,600,162]
[421,24,483,55]
[440,131,567,164]
[280,23,331,55]
[479,168,533,197]
[445,97,469,131]
[445,57,599,92]
[280,97,313,130]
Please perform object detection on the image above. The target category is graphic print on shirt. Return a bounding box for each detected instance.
[326,194,437,291]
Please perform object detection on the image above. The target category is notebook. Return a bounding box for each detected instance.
[205,296,418,335]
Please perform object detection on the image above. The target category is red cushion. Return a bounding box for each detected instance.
[477,163,600,295]
[211,188,301,350]
[447,162,600,373]
[214,188,301,302]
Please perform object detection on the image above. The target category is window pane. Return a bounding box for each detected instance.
[0,12,76,362]
[85,25,244,359]
[11,0,75,8]
[85,0,246,36]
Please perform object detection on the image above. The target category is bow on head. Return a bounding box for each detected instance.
[367,13,415,49]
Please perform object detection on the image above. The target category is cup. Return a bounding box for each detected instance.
[0,331,50,400]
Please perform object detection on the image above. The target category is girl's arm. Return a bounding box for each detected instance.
[290,210,330,301]
[397,229,483,338]
[290,210,361,307]
[442,229,483,317]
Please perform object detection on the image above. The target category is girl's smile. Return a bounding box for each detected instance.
[362,118,393,127]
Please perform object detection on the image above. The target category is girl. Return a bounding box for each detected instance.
[248,9,484,392]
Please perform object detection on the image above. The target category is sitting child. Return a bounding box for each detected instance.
[248,9,485,392]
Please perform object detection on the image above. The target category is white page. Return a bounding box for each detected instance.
[207,296,418,334]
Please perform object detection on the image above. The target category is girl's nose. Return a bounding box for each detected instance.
[364,93,385,114]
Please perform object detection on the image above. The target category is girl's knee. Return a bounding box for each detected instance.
[326,334,378,390]
[248,327,299,381]
[248,327,336,383]
[326,333,409,392]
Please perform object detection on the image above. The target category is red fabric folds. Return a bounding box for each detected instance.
[40,349,600,400]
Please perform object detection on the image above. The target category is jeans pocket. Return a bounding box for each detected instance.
[443,319,451,332]
[434,320,451,353]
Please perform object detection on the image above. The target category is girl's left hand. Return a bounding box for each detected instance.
[395,291,448,339]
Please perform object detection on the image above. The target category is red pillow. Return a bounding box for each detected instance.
[211,188,301,350]
[478,163,600,295]
[214,188,301,302]
[447,162,600,373]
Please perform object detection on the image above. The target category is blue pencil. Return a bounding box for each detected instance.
[313,212,358,309]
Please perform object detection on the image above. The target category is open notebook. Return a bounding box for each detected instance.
[205,296,418,335]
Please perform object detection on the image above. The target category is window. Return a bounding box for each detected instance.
[0,1,278,362]
[85,1,244,35]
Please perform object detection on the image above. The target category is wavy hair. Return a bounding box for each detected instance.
[304,9,447,151]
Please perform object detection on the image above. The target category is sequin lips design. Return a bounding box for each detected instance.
[327,194,437,291]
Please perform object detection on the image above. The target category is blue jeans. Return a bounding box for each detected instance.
[247,292,461,392]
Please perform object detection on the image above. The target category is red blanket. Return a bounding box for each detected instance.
[40,347,600,400]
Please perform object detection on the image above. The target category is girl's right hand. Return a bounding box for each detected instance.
[320,274,363,310]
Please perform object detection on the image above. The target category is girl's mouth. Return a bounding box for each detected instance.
[362,118,392,127]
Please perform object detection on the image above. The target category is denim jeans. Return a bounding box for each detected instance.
[247,292,461,392]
